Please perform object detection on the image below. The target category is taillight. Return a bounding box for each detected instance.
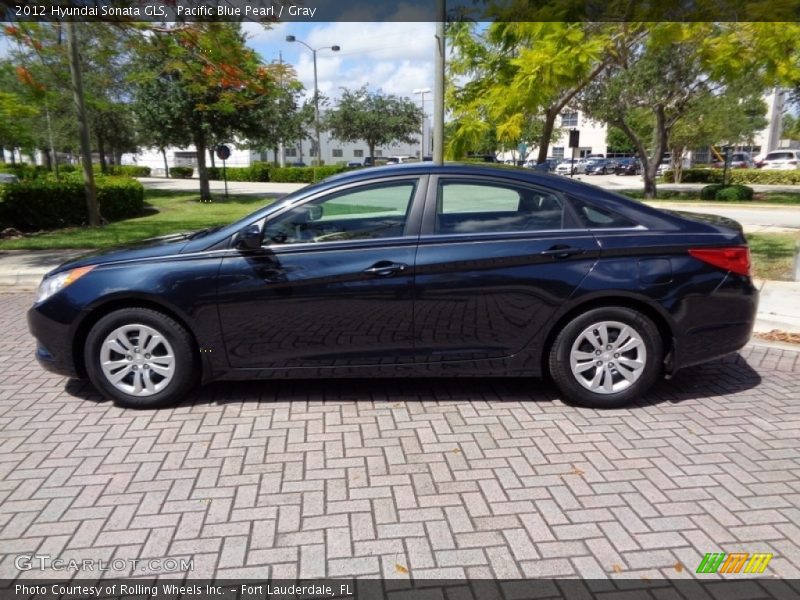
[688,247,751,276]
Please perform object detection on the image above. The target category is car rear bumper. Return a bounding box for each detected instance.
[673,274,758,370]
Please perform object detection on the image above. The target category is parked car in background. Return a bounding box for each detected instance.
[28,163,757,410]
[555,158,590,175]
[585,159,617,175]
[526,158,559,172]
[0,173,19,184]
[289,161,307,167]
[757,149,800,170]
[613,158,641,176]
[711,152,755,169]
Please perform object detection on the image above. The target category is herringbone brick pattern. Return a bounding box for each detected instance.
[1,292,799,580]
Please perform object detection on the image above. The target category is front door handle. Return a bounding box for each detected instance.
[540,245,585,259]
[363,261,408,277]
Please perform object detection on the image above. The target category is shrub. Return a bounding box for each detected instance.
[0,176,144,230]
[207,162,272,182]
[106,165,151,177]
[58,164,77,173]
[0,163,51,181]
[269,165,347,183]
[661,168,722,184]
[664,167,800,185]
[700,184,754,201]
[729,169,800,185]
[169,166,193,179]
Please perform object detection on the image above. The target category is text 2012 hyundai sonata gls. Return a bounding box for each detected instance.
[28,164,757,409]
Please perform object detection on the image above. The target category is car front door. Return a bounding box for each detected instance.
[218,176,425,369]
[413,176,601,363]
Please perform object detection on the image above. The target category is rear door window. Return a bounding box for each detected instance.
[436,181,564,234]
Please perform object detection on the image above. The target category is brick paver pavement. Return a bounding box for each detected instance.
[1,292,799,580]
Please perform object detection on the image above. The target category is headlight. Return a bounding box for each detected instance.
[36,266,96,303]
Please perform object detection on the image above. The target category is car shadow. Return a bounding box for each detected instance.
[64,352,762,410]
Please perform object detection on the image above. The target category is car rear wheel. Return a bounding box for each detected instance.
[548,307,662,408]
[84,308,197,409]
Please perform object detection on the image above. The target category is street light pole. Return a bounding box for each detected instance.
[433,0,445,165]
[413,88,431,160]
[286,36,340,167]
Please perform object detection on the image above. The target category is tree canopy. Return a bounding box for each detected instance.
[325,86,423,161]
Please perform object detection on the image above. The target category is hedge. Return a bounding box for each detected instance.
[269,165,348,183]
[699,184,754,201]
[169,166,193,179]
[0,163,51,180]
[207,161,272,182]
[663,168,800,185]
[106,165,151,177]
[0,176,144,230]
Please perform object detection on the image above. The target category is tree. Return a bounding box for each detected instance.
[667,87,767,181]
[581,23,800,197]
[782,113,800,142]
[129,23,279,201]
[446,22,628,164]
[325,86,423,162]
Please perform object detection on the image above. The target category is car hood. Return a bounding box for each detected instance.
[665,210,744,234]
[46,233,192,277]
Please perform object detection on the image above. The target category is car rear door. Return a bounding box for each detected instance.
[412,175,601,363]
[217,176,426,369]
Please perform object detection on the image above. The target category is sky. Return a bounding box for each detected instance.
[241,21,436,110]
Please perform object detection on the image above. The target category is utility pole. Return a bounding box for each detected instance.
[278,52,286,168]
[433,0,445,165]
[66,21,99,226]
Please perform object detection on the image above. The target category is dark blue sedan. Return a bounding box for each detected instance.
[28,164,757,409]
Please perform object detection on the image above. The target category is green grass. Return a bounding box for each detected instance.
[747,232,800,281]
[621,190,800,205]
[0,190,274,250]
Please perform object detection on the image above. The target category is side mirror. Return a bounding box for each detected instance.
[234,224,262,250]
[307,205,323,221]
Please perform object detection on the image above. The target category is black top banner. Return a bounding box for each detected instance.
[2,0,800,23]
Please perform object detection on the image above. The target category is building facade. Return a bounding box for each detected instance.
[123,118,433,175]
[499,88,790,165]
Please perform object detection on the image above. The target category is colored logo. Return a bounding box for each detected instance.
[696,552,773,574]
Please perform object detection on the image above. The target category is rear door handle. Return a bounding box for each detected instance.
[540,245,585,259]
[363,261,408,277]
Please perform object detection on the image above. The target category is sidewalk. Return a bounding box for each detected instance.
[2,249,798,333]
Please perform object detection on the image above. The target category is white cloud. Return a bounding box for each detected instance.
[281,22,435,103]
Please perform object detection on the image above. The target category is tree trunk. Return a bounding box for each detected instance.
[66,21,100,226]
[9,149,15,165]
[537,107,558,164]
[97,133,107,174]
[209,147,216,169]
[161,148,170,178]
[194,131,211,202]
[42,149,52,171]
[0,147,4,163]
[368,142,376,166]
[671,146,684,183]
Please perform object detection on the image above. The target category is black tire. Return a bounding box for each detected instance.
[548,307,662,409]
[84,308,198,409]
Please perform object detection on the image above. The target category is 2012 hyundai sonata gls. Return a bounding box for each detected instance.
[28,164,757,409]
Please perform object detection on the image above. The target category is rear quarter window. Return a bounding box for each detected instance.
[571,198,638,229]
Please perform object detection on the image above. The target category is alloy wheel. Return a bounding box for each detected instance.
[568,320,647,395]
[99,323,176,396]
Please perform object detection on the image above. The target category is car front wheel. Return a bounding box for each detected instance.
[548,307,662,408]
[84,308,197,409]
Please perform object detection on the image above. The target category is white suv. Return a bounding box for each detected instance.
[759,150,800,170]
